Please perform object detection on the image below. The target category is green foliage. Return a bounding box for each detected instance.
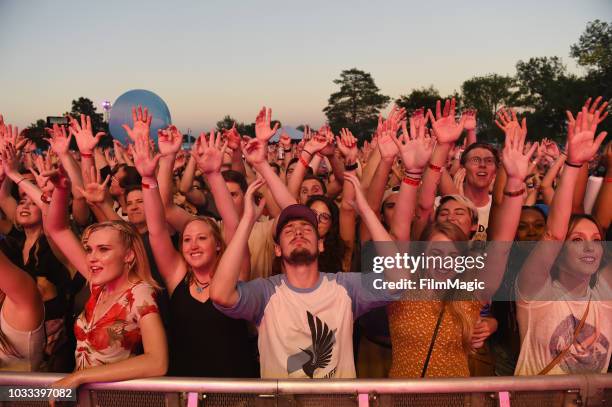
[395,86,441,115]
[460,74,517,142]
[323,68,390,140]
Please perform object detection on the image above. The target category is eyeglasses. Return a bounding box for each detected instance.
[467,156,496,166]
[313,211,332,224]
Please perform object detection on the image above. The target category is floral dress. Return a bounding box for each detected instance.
[74,282,159,369]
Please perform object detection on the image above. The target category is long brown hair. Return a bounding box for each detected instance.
[552,214,606,288]
[180,217,226,283]
[81,221,159,290]
[421,222,475,352]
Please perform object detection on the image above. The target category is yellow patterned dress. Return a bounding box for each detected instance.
[387,300,481,378]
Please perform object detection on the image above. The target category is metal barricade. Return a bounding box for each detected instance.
[0,372,610,407]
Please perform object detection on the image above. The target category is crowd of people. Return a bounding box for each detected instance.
[0,96,609,387]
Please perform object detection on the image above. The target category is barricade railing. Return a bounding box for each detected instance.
[0,372,610,406]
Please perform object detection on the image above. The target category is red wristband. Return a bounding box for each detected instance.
[402,176,421,187]
[605,177,612,183]
[142,181,158,189]
[428,163,442,172]
[299,155,309,168]
[80,152,93,158]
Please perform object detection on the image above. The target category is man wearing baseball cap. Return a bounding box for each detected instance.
[211,178,399,379]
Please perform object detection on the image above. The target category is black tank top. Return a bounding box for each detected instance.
[168,278,258,377]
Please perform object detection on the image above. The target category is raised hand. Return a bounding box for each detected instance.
[462,109,478,131]
[157,125,183,156]
[303,133,329,156]
[192,131,227,174]
[426,98,465,144]
[343,172,369,215]
[42,166,70,190]
[132,133,161,178]
[240,137,266,167]
[76,166,111,204]
[30,154,54,193]
[225,123,241,150]
[453,167,466,196]
[582,96,609,125]
[46,124,72,155]
[565,103,608,166]
[495,107,527,141]
[279,132,292,151]
[69,114,105,154]
[121,106,152,142]
[391,118,435,171]
[243,178,266,223]
[1,143,20,177]
[255,106,279,143]
[318,125,336,156]
[377,114,401,162]
[502,125,538,182]
[336,128,358,164]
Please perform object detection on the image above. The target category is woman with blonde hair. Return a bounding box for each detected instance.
[131,116,256,377]
[44,168,167,388]
[387,99,536,377]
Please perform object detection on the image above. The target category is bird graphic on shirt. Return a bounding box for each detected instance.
[300,311,335,378]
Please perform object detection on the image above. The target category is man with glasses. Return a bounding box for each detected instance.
[458,143,499,241]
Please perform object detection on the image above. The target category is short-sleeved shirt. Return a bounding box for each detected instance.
[74,282,159,369]
[214,272,393,378]
[0,302,45,372]
[515,277,612,375]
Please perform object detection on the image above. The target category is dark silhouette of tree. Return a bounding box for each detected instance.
[323,68,390,140]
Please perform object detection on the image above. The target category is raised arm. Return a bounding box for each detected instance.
[413,99,465,239]
[518,102,607,298]
[0,250,44,332]
[157,125,194,232]
[69,114,104,187]
[481,125,538,301]
[592,142,612,230]
[132,130,186,293]
[243,138,297,210]
[210,179,266,308]
[44,169,90,279]
[191,131,241,241]
[47,124,91,225]
[390,118,435,241]
[336,129,358,271]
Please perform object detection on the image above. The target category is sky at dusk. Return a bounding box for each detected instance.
[0,0,610,136]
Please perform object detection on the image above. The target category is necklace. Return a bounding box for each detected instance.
[193,276,210,294]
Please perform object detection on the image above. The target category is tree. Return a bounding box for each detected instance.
[513,57,588,140]
[24,119,49,150]
[323,68,390,140]
[395,85,441,115]
[570,20,611,79]
[461,74,517,141]
[570,20,611,137]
